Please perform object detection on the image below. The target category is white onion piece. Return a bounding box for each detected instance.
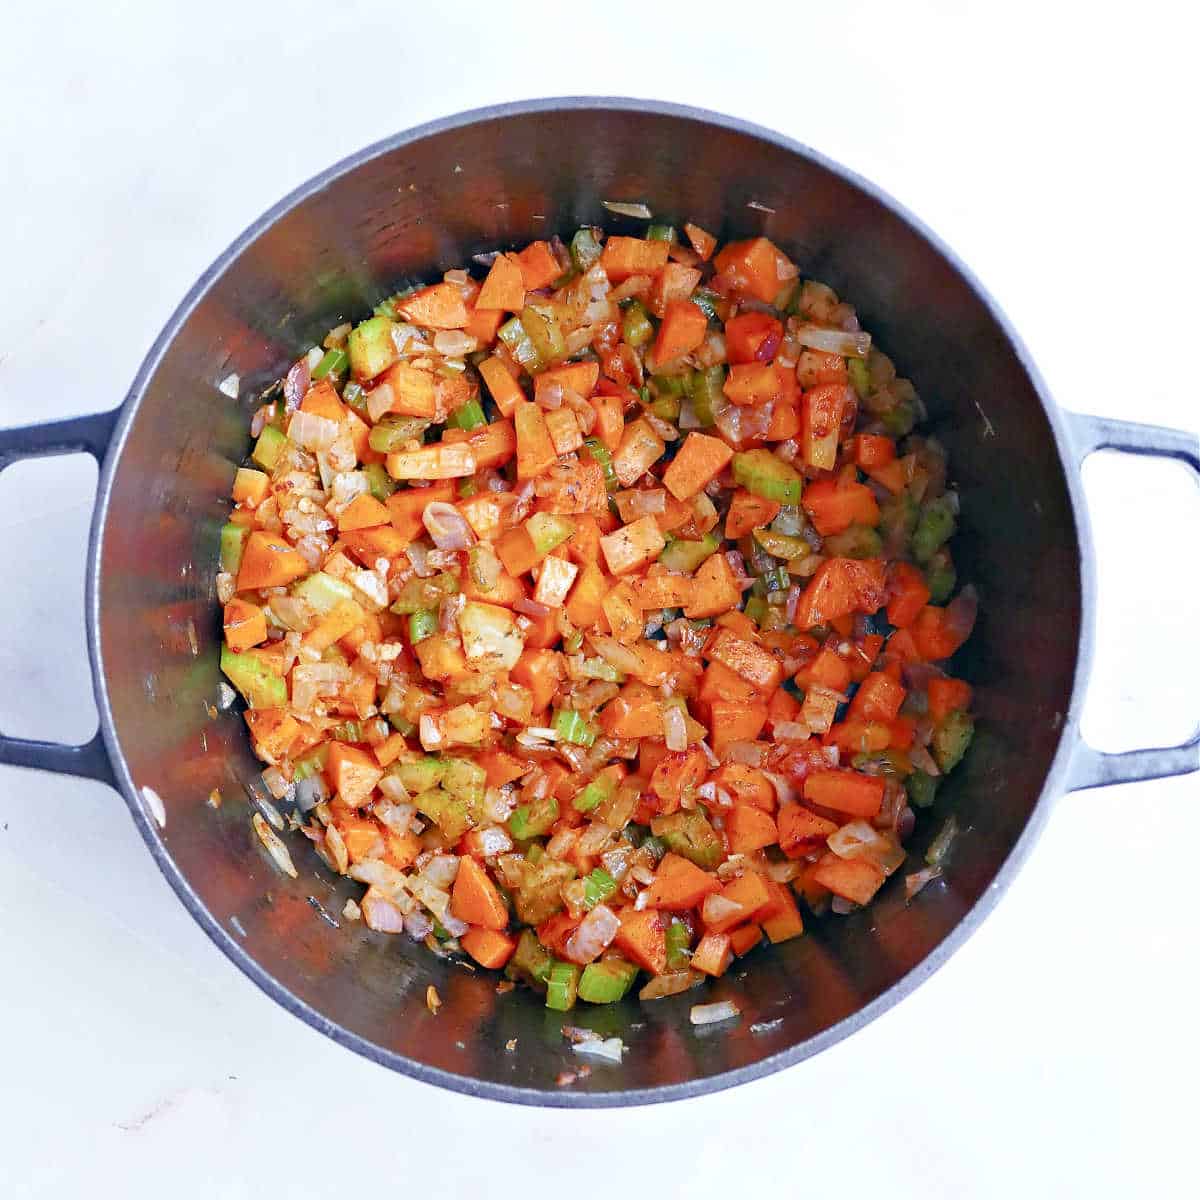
[252,813,297,878]
[602,200,652,218]
[640,970,702,1001]
[690,1000,741,1026]
[366,383,396,423]
[793,324,871,358]
[362,887,407,933]
[663,703,688,752]
[905,866,942,901]
[572,1037,624,1063]
[423,501,476,551]
[434,330,478,356]
[701,893,742,927]
[287,410,339,452]
[564,904,620,964]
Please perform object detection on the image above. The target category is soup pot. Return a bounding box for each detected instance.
[0,99,1195,1106]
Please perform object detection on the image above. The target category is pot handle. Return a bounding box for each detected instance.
[1065,412,1200,791]
[0,409,123,786]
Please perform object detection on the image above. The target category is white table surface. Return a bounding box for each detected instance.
[2,3,1196,1196]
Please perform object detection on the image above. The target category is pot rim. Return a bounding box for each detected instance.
[85,96,1095,1107]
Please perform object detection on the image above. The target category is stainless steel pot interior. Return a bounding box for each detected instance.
[45,98,1161,1103]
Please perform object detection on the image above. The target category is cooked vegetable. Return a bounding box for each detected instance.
[218,225,977,1013]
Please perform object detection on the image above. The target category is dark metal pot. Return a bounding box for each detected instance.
[1,99,1195,1106]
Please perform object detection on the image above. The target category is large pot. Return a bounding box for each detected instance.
[1,99,1195,1106]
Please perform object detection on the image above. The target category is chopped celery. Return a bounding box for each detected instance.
[578,958,638,1004]
[342,381,368,415]
[924,548,957,605]
[545,961,580,1011]
[665,920,692,970]
[823,524,884,559]
[651,391,680,422]
[525,511,574,556]
[731,449,804,505]
[847,356,871,401]
[368,414,430,454]
[515,857,576,925]
[393,756,445,794]
[743,595,768,625]
[292,744,329,781]
[409,608,437,643]
[622,301,655,348]
[505,929,554,992]
[509,794,560,840]
[292,571,354,614]
[311,347,348,380]
[219,522,250,575]
[645,224,677,243]
[752,527,808,561]
[582,868,618,910]
[413,786,473,840]
[252,425,287,471]
[498,315,542,372]
[564,629,584,654]
[388,713,416,736]
[220,646,286,709]
[760,565,790,594]
[390,572,459,615]
[650,373,688,399]
[905,770,938,809]
[880,397,916,438]
[932,711,975,773]
[519,304,566,366]
[650,810,724,869]
[347,315,398,380]
[691,288,721,321]
[331,720,362,743]
[912,496,957,564]
[442,757,487,807]
[363,461,396,501]
[570,227,603,272]
[553,709,598,747]
[659,532,719,573]
[685,365,725,426]
[449,398,487,431]
[582,439,618,492]
[878,492,918,550]
[638,833,667,860]
[574,772,617,813]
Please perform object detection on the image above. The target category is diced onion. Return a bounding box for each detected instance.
[572,1037,623,1063]
[690,1000,741,1026]
[639,970,701,1001]
[362,887,407,933]
[701,893,742,926]
[423,501,475,551]
[905,866,942,901]
[663,703,688,752]
[793,324,871,358]
[287,409,339,452]
[602,200,653,219]
[252,813,297,878]
[564,904,620,964]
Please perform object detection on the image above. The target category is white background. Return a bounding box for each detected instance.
[1,2,1196,1196]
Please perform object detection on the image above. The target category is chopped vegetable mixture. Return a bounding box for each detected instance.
[222,221,977,1010]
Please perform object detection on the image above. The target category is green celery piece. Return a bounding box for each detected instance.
[622,301,654,348]
[659,532,719,574]
[409,608,437,643]
[645,224,676,243]
[752,527,808,561]
[570,227,603,272]
[390,572,459,615]
[388,713,416,736]
[650,810,724,869]
[515,857,576,925]
[368,415,431,454]
[525,512,574,556]
[743,595,768,625]
[638,833,667,860]
[498,315,542,372]
[686,366,725,426]
[509,794,560,841]
[413,786,472,841]
[652,391,680,422]
[363,462,396,502]
[823,524,884,560]
[932,711,975,773]
[759,565,790,594]
[665,920,692,970]
[347,315,398,380]
[442,757,486,807]
[924,549,957,605]
[292,744,329,781]
[879,397,916,438]
[912,496,958,564]
[505,929,554,993]
[292,571,354,614]
[564,629,584,654]
[650,373,688,399]
[545,961,580,1011]
[573,772,617,814]
[518,304,565,366]
[577,958,638,1004]
[219,522,250,575]
[582,867,617,909]
[449,398,487,431]
[878,492,918,550]
[691,288,721,321]
[312,347,348,380]
[331,720,362,743]
[847,356,871,400]
[342,381,368,415]
[393,756,445,794]
[554,709,598,747]
[905,770,939,809]
[458,478,478,499]
[732,450,804,505]
[582,439,618,492]
[252,425,287,471]
[219,646,286,709]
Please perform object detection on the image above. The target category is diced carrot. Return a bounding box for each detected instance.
[707,628,784,691]
[851,434,897,468]
[708,700,768,757]
[887,561,931,629]
[602,580,642,644]
[385,479,456,545]
[566,515,604,566]
[699,661,762,709]
[244,708,299,760]
[542,407,582,456]
[723,362,784,407]
[599,692,663,738]
[515,241,562,291]
[451,856,510,931]
[765,402,801,442]
[767,686,803,732]
[713,237,796,304]
[730,923,763,956]
[647,263,703,318]
[563,560,607,629]
[599,515,666,576]
[641,852,720,911]
[338,492,391,531]
[802,769,885,818]
[449,418,517,471]
[386,442,476,480]
[460,927,516,970]
[303,598,366,653]
[600,236,670,283]
[928,676,973,722]
[712,764,775,811]
[477,749,528,790]
[478,355,525,417]
[777,803,839,858]
[652,299,708,364]
[535,361,600,404]
[759,879,805,942]
[912,604,974,661]
[236,531,309,590]
[298,379,346,423]
[589,391,625,454]
[725,312,784,365]
[376,363,438,419]
[372,732,409,768]
[510,648,564,714]
[476,252,525,312]
[867,458,910,494]
[793,558,887,630]
[650,746,708,810]
[725,490,780,539]
[707,871,772,934]
[612,417,667,488]
[725,805,779,855]
[607,908,665,975]
[691,930,733,976]
[811,852,886,906]
[849,672,907,723]
[223,598,267,652]
[683,222,717,261]
[513,400,557,480]
[800,383,850,470]
[494,525,540,578]
[663,432,734,501]
[396,283,470,329]
[633,573,694,610]
[464,305,504,344]
[232,467,269,506]
[327,743,383,807]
